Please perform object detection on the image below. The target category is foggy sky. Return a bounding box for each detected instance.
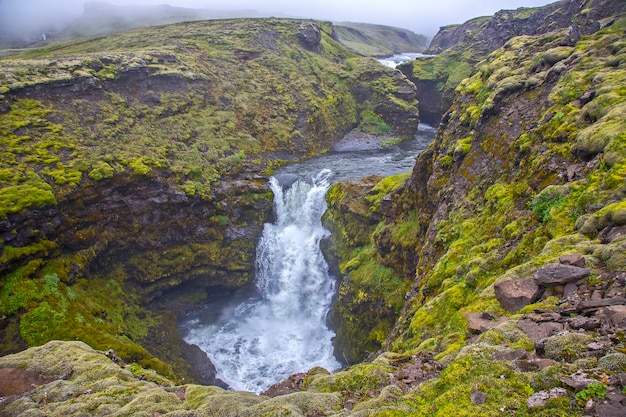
[0,0,558,40]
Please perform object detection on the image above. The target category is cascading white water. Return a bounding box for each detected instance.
[182,169,341,393]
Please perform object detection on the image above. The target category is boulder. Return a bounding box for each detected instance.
[465,312,507,333]
[563,282,578,297]
[559,252,585,267]
[494,277,540,312]
[533,263,591,286]
[566,316,601,331]
[600,305,626,329]
[470,390,487,405]
[527,388,567,408]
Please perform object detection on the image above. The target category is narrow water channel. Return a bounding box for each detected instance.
[180,125,436,393]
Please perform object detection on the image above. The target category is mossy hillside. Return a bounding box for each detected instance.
[319,12,626,417]
[0,18,421,381]
[0,340,345,417]
[389,13,626,352]
[0,19,418,208]
[401,49,475,94]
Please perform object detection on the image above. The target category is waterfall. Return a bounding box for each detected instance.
[182,169,341,393]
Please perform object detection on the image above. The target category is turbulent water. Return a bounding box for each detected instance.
[182,170,341,393]
[378,52,432,68]
[181,126,435,393]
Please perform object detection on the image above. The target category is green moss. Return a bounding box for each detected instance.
[88,161,115,180]
[401,344,536,416]
[453,136,472,157]
[307,362,391,394]
[358,109,391,135]
[530,186,568,222]
[478,321,535,352]
[406,50,475,92]
[0,177,57,216]
[0,239,56,265]
[365,172,410,212]
[541,47,573,66]
[0,260,42,316]
[543,333,594,361]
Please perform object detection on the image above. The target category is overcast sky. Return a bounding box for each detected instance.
[0,0,559,39]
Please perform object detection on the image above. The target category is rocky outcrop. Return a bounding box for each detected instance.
[322,175,400,363]
[426,0,625,55]
[298,22,322,52]
[402,0,626,125]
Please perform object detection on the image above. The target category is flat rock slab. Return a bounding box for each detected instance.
[0,368,55,397]
[559,252,585,267]
[533,263,591,286]
[595,402,626,417]
[465,312,507,333]
[517,318,563,343]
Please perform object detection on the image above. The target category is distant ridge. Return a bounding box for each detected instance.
[334,22,427,56]
[0,1,428,58]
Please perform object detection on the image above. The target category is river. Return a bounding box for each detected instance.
[180,124,436,393]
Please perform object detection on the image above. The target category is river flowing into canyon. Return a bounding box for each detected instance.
[180,125,436,393]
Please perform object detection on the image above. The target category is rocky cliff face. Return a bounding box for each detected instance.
[426,0,623,55]
[402,0,626,125]
[321,2,626,415]
[0,18,419,381]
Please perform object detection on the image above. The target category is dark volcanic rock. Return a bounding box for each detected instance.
[533,263,591,286]
[180,342,227,388]
[298,22,322,53]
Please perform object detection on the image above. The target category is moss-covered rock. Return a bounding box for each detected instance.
[323,176,414,363]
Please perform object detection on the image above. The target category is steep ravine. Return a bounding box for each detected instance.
[0,18,419,383]
[1,3,626,417]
